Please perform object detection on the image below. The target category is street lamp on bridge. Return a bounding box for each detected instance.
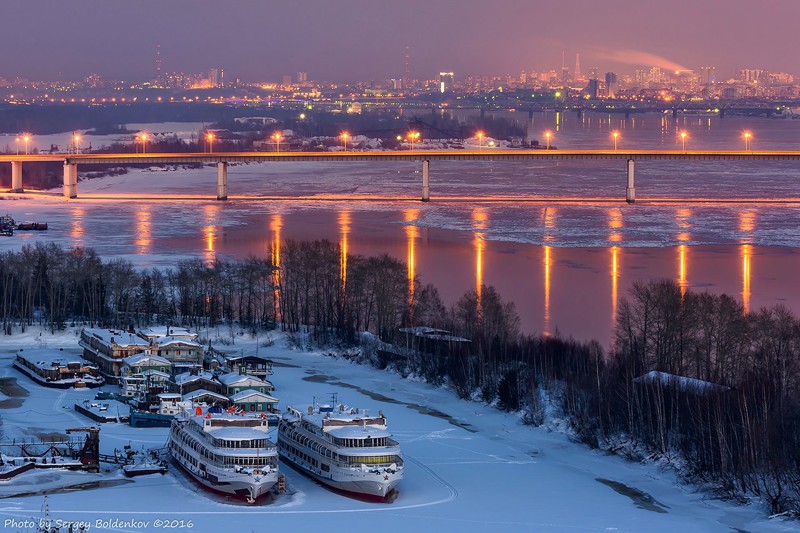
[743,131,752,151]
[680,130,688,152]
[140,133,148,154]
[407,131,420,151]
[73,134,81,154]
[612,131,619,151]
[207,132,215,154]
[545,131,552,150]
[273,132,282,152]
[23,135,30,155]
[341,132,349,152]
[476,131,485,150]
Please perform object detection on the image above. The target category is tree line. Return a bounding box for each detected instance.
[1,241,798,513]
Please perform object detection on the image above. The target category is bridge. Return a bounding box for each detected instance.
[3,150,800,203]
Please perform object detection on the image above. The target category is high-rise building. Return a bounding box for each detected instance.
[588,67,599,81]
[574,53,581,81]
[296,71,308,84]
[209,68,220,88]
[155,44,162,81]
[520,70,527,85]
[700,66,716,84]
[605,72,618,98]
[282,75,292,87]
[439,72,454,93]
[586,79,599,99]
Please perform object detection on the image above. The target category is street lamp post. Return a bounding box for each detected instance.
[273,133,282,152]
[476,131,484,150]
[73,134,81,154]
[612,131,619,151]
[23,135,30,155]
[207,133,215,153]
[744,131,752,151]
[341,132,349,152]
[545,131,552,150]
[140,133,148,154]
[680,131,687,152]
[408,131,419,151]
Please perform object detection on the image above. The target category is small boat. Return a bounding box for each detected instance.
[123,455,169,477]
[16,222,48,231]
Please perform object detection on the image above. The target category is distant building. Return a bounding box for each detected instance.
[439,71,454,94]
[209,68,220,88]
[218,372,275,396]
[605,72,618,98]
[586,79,599,99]
[282,75,292,87]
[296,71,308,84]
[80,328,149,378]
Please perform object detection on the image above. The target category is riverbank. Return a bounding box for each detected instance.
[0,327,789,532]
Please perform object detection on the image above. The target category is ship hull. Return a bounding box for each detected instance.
[278,439,401,499]
[284,458,399,499]
[171,451,277,502]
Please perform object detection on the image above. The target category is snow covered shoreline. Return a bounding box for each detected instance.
[0,327,790,532]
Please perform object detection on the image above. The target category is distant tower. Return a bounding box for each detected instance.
[561,50,569,82]
[155,45,162,81]
[403,46,411,88]
[574,53,581,81]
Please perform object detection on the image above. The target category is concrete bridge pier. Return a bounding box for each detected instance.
[10,161,23,192]
[216,162,228,200]
[421,159,430,202]
[626,159,635,203]
[63,163,77,199]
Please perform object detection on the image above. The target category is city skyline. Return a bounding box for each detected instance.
[1,0,798,82]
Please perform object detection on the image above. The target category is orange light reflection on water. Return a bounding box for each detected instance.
[544,245,552,336]
[271,214,283,320]
[404,210,419,304]
[676,209,691,296]
[472,209,488,305]
[742,244,751,314]
[203,203,220,265]
[135,205,152,255]
[611,246,619,325]
[739,211,755,313]
[70,204,85,247]
[338,211,351,290]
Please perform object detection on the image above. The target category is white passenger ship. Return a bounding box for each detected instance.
[277,399,403,498]
[169,409,279,503]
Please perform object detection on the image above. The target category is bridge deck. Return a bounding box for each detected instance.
[2,150,800,164]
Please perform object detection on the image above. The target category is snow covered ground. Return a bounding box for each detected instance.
[0,328,793,532]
